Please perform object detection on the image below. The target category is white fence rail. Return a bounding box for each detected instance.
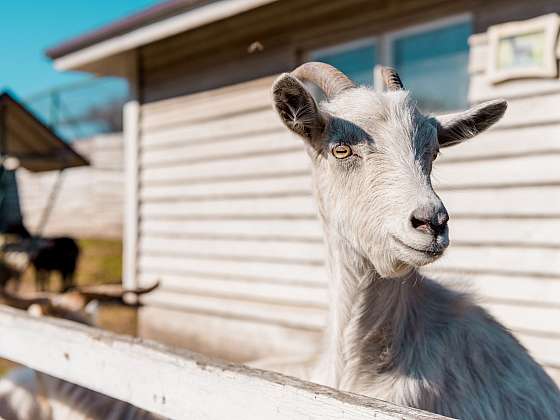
[0,306,452,419]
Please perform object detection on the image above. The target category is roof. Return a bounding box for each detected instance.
[0,92,89,172]
[46,0,207,59]
[47,0,278,73]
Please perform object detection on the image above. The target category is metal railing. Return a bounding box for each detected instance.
[25,77,129,141]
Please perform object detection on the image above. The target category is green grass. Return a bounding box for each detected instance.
[19,237,123,290]
[74,238,123,286]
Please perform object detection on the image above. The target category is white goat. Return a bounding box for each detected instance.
[269,62,560,419]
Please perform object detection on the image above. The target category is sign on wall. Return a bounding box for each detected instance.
[487,13,559,83]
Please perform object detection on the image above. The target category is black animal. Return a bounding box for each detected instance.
[3,223,80,292]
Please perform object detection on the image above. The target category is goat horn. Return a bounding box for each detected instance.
[291,62,355,98]
[381,67,404,91]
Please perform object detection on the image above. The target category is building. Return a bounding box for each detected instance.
[48,0,560,381]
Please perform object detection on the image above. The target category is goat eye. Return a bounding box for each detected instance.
[332,144,352,159]
[432,151,439,161]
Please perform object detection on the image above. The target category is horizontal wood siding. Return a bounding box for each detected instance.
[136,1,560,374]
[423,28,560,373]
[16,134,123,238]
[138,70,560,373]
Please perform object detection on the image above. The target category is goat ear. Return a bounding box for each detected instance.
[272,73,326,141]
[435,100,507,148]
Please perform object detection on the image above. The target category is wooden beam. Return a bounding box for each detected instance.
[0,306,452,419]
[123,51,140,291]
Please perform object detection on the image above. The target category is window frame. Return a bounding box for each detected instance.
[307,13,473,107]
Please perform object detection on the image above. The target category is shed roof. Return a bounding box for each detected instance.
[0,92,89,172]
[47,0,278,74]
[46,0,207,59]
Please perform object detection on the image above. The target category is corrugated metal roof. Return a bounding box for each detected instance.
[0,92,89,172]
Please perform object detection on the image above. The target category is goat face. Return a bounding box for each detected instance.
[272,63,506,277]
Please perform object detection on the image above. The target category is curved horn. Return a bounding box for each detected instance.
[381,67,404,91]
[292,62,355,98]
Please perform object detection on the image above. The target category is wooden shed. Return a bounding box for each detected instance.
[48,0,560,381]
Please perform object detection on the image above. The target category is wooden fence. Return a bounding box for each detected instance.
[0,305,453,419]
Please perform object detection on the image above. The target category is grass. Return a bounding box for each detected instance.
[1,237,125,376]
[19,237,123,289]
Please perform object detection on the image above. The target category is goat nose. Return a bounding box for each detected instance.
[410,207,449,235]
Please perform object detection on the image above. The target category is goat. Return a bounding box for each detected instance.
[0,283,162,420]
[3,223,80,292]
[270,62,560,419]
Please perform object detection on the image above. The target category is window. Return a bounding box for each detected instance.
[311,41,377,86]
[308,16,472,113]
[391,20,471,112]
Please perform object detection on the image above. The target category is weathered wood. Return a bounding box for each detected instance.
[0,306,449,419]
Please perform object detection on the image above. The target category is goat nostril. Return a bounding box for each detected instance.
[410,214,431,232]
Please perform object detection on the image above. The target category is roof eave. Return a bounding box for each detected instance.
[51,0,278,74]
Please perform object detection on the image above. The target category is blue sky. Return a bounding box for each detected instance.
[0,1,162,99]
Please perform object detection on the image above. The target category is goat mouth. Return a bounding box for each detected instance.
[391,235,445,257]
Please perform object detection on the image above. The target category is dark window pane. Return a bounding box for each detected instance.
[313,43,377,86]
[392,21,471,113]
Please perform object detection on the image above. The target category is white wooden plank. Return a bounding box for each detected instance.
[491,92,560,129]
[141,79,275,130]
[141,127,291,165]
[484,302,560,336]
[141,174,312,201]
[437,124,560,163]
[432,245,560,277]
[441,186,560,216]
[140,109,283,149]
[138,255,326,286]
[141,290,326,331]
[140,218,323,240]
[515,331,560,367]
[138,236,325,262]
[431,272,560,306]
[123,94,141,290]
[137,273,328,307]
[0,307,446,420]
[138,305,320,363]
[434,154,560,189]
[140,149,310,183]
[141,74,273,113]
[470,73,560,102]
[467,40,486,74]
[140,195,317,218]
[449,218,560,246]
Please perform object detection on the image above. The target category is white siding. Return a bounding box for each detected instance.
[423,33,560,377]
[138,66,560,379]
[16,133,123,238]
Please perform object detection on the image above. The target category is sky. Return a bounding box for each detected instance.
[0,0,163,99]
